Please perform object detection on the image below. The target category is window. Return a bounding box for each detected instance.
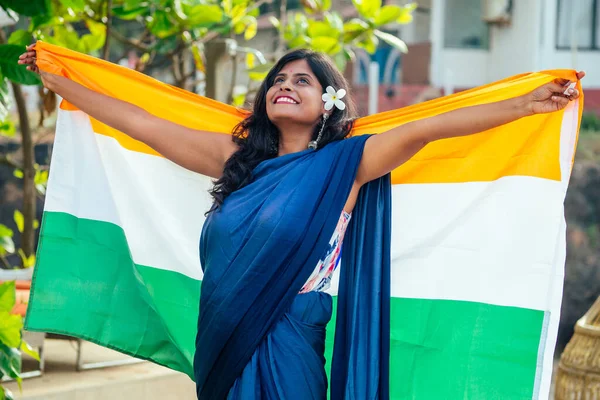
[260,0,301,15]
[443,0,489,49]
[556,0,600,50]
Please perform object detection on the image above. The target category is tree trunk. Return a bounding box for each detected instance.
[102,0,113,60]
[12,83,36,262]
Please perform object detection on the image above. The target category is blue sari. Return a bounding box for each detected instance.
[194,135,391,399]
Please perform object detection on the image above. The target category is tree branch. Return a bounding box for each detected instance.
[276,0,288,56]
[102,0,113,60]
[0,253,11,269]
[110,29,151,52]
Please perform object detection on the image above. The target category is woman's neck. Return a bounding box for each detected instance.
[277,123,314,156]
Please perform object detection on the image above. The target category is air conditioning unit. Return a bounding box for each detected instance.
[481,0,512,26]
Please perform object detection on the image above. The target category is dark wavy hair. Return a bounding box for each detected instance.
[207,49,358,213]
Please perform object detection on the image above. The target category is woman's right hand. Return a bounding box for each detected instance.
[18,44,52,88]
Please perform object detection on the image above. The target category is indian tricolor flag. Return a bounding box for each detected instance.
[25,42,582,399]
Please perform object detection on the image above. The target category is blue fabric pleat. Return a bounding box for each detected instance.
[194,135,391,399]
[331,174,391,400]
[227,291,332,399]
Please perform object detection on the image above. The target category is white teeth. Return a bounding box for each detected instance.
[275,97,297,104]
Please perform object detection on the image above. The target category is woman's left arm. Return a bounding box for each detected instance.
[355,73,585,186]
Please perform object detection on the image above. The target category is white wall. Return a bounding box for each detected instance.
[431,0,600,89]
[538,0,600,89]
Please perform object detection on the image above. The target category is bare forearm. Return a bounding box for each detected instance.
[413,96,531,143]
[44,73,148,139]
[357,96,533,185]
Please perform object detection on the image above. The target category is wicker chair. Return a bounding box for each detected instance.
[556,295,600,399]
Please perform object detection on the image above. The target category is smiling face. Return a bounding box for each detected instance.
[265,59,326,128]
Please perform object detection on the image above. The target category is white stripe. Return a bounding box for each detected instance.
[48,111,567,313]
[537,101,577,400]
[328,178,566,313]
[45,111,209,280]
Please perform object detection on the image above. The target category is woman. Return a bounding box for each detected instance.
[19,45,584,399]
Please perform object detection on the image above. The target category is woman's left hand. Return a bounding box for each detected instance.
[528,71,585,115]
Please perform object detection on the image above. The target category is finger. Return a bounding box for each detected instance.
[551,95,569,107]
[26,44,35,51]
[576,71,586,80]
[547,82,568,94]
[19,56,35,65]
[555,78,570,86]
[18,51,35,59]
[570,89,580,100]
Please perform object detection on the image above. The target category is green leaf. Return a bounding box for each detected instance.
[124,0,143,10]
[7,30,33,47]
[191,45,205,72]
[23,254,35,268]
[232,92,246,106]
[374,5,403,26]
[374,29,408,53]
[0,313,22,349]
[247,62,274,82]
[184,4,224,27]
[20,341,40,362]
[0,342,21,382]
[344,18,369,32]
[243,16,257,41]
[1,0,49,16]
[80,20,107,53]
[234,21,245,35]
[310,36,341,54]
[12,169,22,179]
[13,210,23,233]
[148,10,179,39]
[0,386,15,400]
[34,169,47,185]
[357,30,378,54]
[0,224,12,237]
[112,5,148,20]
[396,2,416,24]
[0,76,11,121]
[46,25,79,50]
[0,45,41,85]
[343,18,369,42]
[221,0,232,15]
[324,12,343,31]
[287,35,311,49]
[307,21,338,39]
[0,121,15,138]
[352,0,381,19]
[0,282,16,314]
[0,238,15,256]
[60,0,86,11]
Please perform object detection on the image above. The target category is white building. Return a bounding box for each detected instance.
[429,0,599,100]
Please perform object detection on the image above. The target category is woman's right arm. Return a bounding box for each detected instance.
[19,47,237,178]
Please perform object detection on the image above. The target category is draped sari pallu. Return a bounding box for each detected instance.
[24,41,583,400]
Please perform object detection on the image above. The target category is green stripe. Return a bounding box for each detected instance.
[25,212,200,378]
[27,212,544,398]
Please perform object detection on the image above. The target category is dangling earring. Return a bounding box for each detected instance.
[308,114,328,150]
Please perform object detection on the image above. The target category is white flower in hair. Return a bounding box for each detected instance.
[322,86,346,111]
